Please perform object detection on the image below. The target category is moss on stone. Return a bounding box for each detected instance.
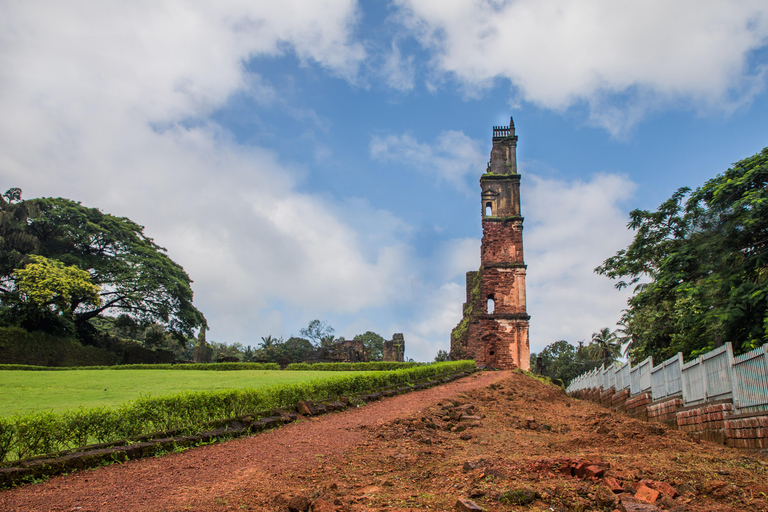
[450,268,483,352]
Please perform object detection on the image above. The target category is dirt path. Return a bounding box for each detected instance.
[2,370,767,511]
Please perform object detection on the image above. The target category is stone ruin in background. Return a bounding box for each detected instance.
[312,333,405,363]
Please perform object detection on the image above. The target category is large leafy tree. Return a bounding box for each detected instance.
[0,194,206,339]
[596,147,768,361]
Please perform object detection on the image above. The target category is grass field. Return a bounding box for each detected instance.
[0,370,366,417]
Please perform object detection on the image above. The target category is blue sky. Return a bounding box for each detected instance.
[2,1,768,361]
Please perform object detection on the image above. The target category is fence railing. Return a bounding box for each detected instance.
[566,342,768,414]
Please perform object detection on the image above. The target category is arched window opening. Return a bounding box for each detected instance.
[487,296,495,314]
[485,202,493,216]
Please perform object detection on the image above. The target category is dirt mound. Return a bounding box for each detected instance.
[1,370,766,511]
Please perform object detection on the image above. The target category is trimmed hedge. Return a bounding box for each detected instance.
[285,361,422,371]
[0,362,281,371]
[0,361,475,463]
[0,327,118,367]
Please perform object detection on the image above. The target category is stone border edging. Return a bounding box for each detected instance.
[0,367,479,489]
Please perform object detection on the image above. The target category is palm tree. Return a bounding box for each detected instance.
[588,327,621,367]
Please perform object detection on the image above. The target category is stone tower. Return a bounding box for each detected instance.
[450,117,530,370]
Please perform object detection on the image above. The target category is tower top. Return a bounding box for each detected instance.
[492,116,516,141]
[487,116,518,175]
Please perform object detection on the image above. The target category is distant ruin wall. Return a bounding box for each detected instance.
[382,333,405,362]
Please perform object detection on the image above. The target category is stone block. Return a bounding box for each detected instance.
[296,401,315,416]
[619,501,662,512]
[455,498,484,511]
[603,476,624,493]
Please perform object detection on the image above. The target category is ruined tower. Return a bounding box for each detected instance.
[450,117,530,370]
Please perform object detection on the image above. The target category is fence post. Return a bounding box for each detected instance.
[724,342,740,409]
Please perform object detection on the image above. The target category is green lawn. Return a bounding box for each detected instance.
[0,370,364,416]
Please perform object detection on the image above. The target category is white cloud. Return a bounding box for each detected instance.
[370,130,484,189]
[395,0,768,134]
[523,170,637,353]
[0,1,413,347]
[403,281,466,362]
[381,41,416,92]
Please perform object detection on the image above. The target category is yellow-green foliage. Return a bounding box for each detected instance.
[14,255,100,311]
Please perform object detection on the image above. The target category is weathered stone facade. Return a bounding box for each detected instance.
[382,333,405,362]
[450,118,531,370]
[313,334,405,363]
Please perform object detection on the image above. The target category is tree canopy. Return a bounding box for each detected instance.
[354,331,385,361]
[300,319,335,347]
[0,192,206,340]
[531,340,601,387]
[596,147,768,362]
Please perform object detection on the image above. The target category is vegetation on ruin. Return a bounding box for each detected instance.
[0,361,474,463]
[450,268,483,358]
[596,147,768,362]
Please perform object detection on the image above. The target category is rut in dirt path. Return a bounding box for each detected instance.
[0,370,510,512]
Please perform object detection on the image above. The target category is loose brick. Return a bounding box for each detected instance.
[634,485,660,504]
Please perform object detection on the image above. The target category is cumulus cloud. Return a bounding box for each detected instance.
[0,1,409,346]
[394,0,768,134]
[370,130,484,189]
[523,170,637,353]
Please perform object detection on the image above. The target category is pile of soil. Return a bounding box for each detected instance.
[1,370,766,511]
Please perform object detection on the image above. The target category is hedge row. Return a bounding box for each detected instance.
[285,361,422,371]
[0,362,281,371]
[0,361,475,463]
[0,327,118,367]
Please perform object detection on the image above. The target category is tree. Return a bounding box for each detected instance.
[13,255,101,311]
[434,349,450,362]
[587,328,621,367]
[353,331,385,361]
[596,147,768,361]
[6,255,101,333]
[143,324,168,348]
[281,337,315,364]
[4,196,206,339]
[0,188,39,284]
[300,319,334,347]
[530,340,601,387]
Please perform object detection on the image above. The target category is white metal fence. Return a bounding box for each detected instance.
[566,342,768,413]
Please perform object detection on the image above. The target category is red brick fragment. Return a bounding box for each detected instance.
[646,480,678,498]
[603,476,624,494]
[634,485,660,504]
[584,465,606,479]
